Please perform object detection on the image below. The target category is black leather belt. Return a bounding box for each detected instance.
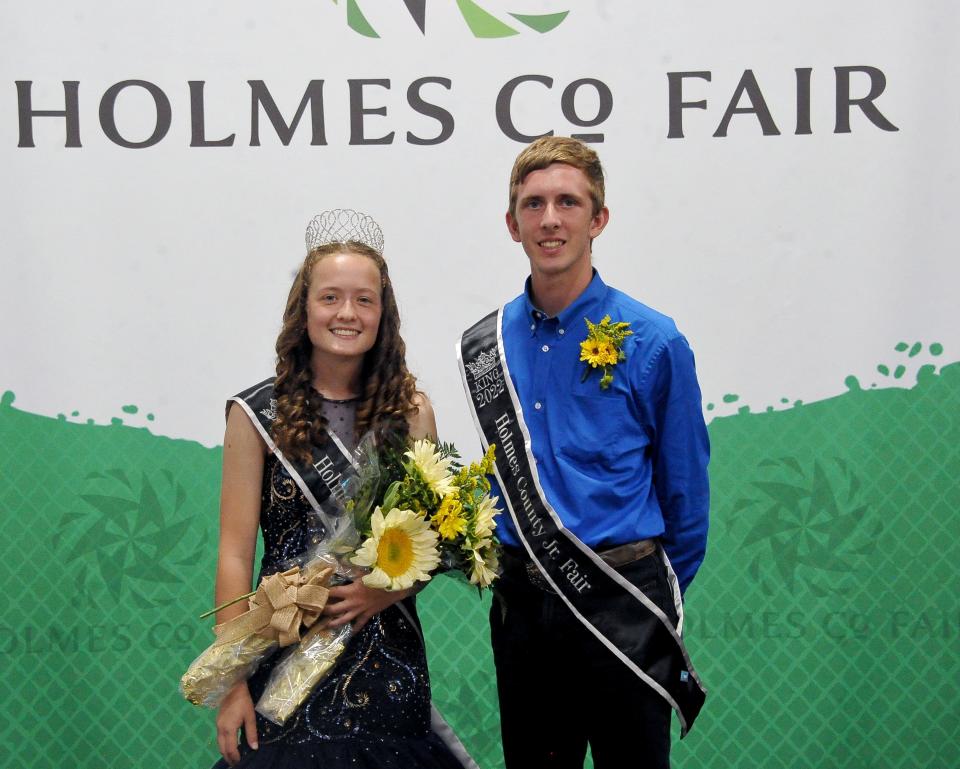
[503,538,658,593]
[598,538,657,568]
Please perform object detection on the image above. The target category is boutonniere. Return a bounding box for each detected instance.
[579,315,633,390]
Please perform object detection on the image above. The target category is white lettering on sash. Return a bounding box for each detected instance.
[516,477,546,537]
[313,454,346,503]
[493,410,594,592]
[466,347,505,408]
[494,412,522,477]
[560,558,593,593]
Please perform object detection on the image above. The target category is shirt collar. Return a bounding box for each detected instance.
[523,269,609,328]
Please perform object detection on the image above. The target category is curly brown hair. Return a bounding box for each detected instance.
[271,241,419,463]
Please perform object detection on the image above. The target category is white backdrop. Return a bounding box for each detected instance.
[2,0,957,450]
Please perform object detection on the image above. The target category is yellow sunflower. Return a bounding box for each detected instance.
[351,507,440,590]
[406,439,457,497]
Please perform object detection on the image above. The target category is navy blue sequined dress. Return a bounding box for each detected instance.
[211,408,469,768]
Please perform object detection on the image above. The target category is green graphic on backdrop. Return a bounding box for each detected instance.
[333,0,569,39]
[1,344,957,768]
[56,468,210,609]
[733,456,878,597]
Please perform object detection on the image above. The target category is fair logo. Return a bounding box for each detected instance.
[732,457,880,596]
[334,0,569,38]
[55,468,208,609]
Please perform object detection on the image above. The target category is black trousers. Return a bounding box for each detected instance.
[490,549,680,769]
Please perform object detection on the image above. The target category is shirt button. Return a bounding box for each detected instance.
[534,402,542,410]
[530,323,535,331]
[558,328,565,335]
[541,344,549,352]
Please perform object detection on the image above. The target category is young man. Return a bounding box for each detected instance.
[458,136,709,768]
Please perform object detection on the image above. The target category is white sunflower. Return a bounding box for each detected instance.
[471,494,500,541]
[405,439,457,498]
[351,507,441,591]
[469,542,500,588]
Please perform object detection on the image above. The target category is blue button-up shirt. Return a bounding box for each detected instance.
[491,271,710,592]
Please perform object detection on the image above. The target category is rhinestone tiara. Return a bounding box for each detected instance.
[305,209,385,255]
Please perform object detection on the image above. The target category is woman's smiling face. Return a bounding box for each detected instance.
[305,251,383,365]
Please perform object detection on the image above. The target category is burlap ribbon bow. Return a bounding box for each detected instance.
[213,564,333,648]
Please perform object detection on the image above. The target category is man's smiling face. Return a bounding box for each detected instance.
[506,162,609,283]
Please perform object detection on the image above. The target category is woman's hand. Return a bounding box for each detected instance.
[215,680,258,766]
[322,580,414,632]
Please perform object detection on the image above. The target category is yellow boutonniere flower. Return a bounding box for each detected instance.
[580,315,633,390]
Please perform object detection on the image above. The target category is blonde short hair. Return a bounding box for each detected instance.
[508,136,605,218]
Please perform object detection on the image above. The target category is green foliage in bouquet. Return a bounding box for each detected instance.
[344,434,501,591]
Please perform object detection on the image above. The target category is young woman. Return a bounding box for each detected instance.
[211,211,472,768]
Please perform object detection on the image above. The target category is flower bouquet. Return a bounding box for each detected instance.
[351,439,501,590]
[256,437,500,724]
[181,433,500,725]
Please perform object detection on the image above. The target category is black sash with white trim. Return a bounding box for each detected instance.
[230,378,358,535]
[457,310,706,735]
